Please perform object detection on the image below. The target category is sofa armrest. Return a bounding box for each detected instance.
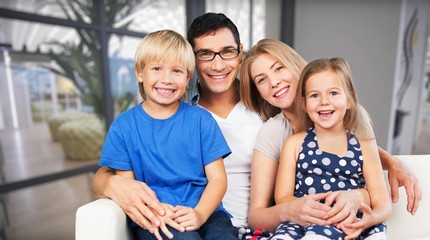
[76,198,133,240]
[386,155,430,240]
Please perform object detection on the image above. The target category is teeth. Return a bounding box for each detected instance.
[157,88,174,94]
[319,111,333,114]
[211,74,227,79]
[275,87,289,97]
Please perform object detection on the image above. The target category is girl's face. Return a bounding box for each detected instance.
[250,53,298,111]
[304,70,350,131]
[137,61,189,108]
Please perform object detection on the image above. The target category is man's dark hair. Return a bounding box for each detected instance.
[187,12,241,49]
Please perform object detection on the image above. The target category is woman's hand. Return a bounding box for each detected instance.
[323,190,364,226]
[282,192,332,226]
[341,203,375,240]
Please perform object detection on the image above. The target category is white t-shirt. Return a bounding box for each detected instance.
[204,101,263,227]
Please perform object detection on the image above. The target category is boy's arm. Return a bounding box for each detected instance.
[196,158,227,222]
[172,158,227,230]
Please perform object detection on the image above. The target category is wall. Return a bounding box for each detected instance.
[294,0,402,150]
[389,0,429,154]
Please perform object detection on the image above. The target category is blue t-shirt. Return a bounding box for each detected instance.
[99,101,231,211]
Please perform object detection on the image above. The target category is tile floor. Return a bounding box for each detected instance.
[1,123,97,240]
[1,115,429,240]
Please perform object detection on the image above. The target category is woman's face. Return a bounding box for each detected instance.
[250,53,298,110]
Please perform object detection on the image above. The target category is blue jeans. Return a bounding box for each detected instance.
[134,210,238,240]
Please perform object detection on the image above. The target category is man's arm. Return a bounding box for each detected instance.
[91,166,165,232]
[378,147,422,214]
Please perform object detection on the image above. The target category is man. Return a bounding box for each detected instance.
[91,12,421,239]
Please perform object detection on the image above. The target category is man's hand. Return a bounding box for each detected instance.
[387,157,422,215]
[104,174,165,232]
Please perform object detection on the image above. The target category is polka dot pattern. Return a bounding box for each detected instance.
[294,128,365,197]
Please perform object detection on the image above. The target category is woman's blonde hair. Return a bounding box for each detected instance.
[297,57,371,139]
[134,29,195,100]
[239,39,307,121]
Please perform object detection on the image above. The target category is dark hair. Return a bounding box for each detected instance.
[187,12,240,49]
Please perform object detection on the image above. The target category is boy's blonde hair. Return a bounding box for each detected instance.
[134,29,195,100]
[239,39,307,121]
[297,57,371,139]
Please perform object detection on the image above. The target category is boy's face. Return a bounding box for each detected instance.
[137,61,189,108]
[193,27,243,95]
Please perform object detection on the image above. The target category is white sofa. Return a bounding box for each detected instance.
[76,155,430,240]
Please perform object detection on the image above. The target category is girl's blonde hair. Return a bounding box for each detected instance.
[297,57,371,139]
[134,29,195,100]
[239,39,307,121]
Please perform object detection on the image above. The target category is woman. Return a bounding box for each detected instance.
[239,39,421,232]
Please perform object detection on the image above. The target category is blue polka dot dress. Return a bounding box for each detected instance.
[270,128,387,240]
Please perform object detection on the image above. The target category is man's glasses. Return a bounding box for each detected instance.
[195,48,240,62]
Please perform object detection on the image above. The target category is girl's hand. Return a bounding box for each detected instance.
[171,206,205,231]
[324,190,361,225]
[341,203,375,240]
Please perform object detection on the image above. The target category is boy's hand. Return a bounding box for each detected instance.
[171,206,205,231]
[152,203,185,240]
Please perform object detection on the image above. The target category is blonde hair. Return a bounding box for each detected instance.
[239,39,307,121]
[134,29,195,100]
[297,57,371,139]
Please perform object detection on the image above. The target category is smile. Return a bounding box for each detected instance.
[274,86,289,97]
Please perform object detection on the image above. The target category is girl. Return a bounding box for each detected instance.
[272,57,391,239]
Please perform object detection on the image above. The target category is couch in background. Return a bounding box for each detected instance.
[76,155,430,240]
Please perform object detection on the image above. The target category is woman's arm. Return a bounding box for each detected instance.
[91,166,165,231]
[274,133,303,204]
[248,150,331,232]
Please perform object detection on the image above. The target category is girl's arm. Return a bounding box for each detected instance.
[172,158,227,230]
[360,105,421,213]
[344,139,392,237]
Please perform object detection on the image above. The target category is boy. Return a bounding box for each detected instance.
[99,29,237,240]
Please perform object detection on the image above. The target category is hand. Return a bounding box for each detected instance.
[171,206,205,231]
[341,203,374,240]
[387,157,422,214]
[324,190,361,225]
[105,175,165,232]
[283,192,332,226]
[151,204,185,240]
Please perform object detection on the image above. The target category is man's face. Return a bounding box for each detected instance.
[193,27,243,95]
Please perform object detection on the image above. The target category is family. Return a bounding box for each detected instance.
[91,12,422,240]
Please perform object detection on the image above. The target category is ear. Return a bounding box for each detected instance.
[238,43,244,64]
[346,99,352,110]
[301,97,308,113]
[135,69,143,83]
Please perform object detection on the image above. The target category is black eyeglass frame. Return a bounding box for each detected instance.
[194,48,241,62]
